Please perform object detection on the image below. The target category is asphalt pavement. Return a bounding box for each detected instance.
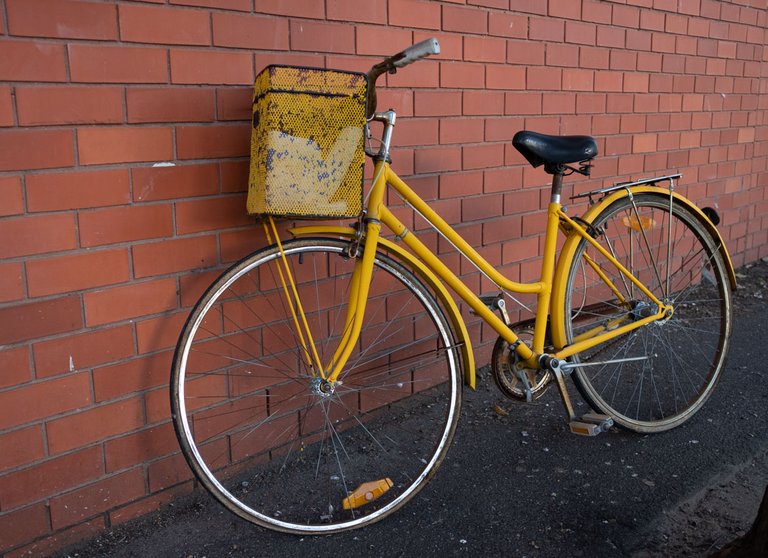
[55,261,768,558]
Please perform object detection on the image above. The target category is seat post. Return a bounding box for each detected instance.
[550,171,564,204]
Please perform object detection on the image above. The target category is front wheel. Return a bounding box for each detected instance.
[171,238,462,533]
[563,194,732,433]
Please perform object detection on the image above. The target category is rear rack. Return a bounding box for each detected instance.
[572,173,681,200]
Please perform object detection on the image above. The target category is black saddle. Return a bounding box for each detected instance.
[513,131,598,174]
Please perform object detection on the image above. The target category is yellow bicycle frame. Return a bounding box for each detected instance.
[279,158,739,388]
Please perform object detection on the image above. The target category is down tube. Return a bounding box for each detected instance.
[378,206,535,364]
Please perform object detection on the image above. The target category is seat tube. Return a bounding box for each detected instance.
[532,173,564,354]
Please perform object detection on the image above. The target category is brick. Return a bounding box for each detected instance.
[133,236,217,278]
[546,43,579,68]
[253,0,324,18]
[389,0,440,29]
[289,20,355,53]
[527,67,562,90]
[120,4,210,46]
[463,194,503,222]
[0,262,24,304]
[33,324,134,378]
[633,133,658,153]
[328,0,386,24]
[438,62,481,89]
[357,26,412,57]
[175,195,251,234]
[147,451,191,492]
[47,397,145,455]
[0,41,67,82]
[145,386,171,424]
[414,91,462,117]
[79,204,173,247]
[0,346,30,389]
[562,69,594,91]
[176,124,250,159]
[212,12,288,49]
[464,36,506,63]
[78,127,173,165]
[549,0,581,19]
[0,129,74,171]
[509,0,546,15]
[440,172,483,199]
[505,92,542,115]
[0,176,23,216]
[508,40,544,66]
[84,278,177,327]
[69,44,168,84]
[463,90,504,115]
[127,88,215,123]
[565,21,596,45]
[0,426,44,472]
[26,169,130,212]
[132,164,219,202]
[488,13,527,39]
[394,119,438,147]
[216,88,251,121]
[6,0,117,40]
[0,504,49,552]
[485,117,524,141]
[93,351,172,402]
[443,5,487,34]
[170,49,253,86]
[0,372,91,432]
[463,144,504,170]
[50,469,146,529]
[0,86,14,127]
[105,423,176,473]
[27,249,130,298]
[414,146,462,173]
[0,213,77,258]
[485,65,526,90]
[529,18,564,42]
[440,118,484,144]
[543,93,576,114]
[16,86,123,126]
[8,518,105,558]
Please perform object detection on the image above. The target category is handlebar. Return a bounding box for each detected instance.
[366,38,441,118]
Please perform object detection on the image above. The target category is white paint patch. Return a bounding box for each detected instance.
[69,355,75,372]
[152,162,176,167]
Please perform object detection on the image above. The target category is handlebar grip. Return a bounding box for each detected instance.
[390,38,441,68]
[366,38,440,118]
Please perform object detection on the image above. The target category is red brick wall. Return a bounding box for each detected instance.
[1,0,767,554]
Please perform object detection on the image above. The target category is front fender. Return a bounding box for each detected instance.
[550,186,737,351]
[289,225,476,390]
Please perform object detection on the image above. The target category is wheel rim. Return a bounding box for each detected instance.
[565,197,732,432]
[172,240,461,532]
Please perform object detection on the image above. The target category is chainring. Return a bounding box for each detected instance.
[491,327,551,402]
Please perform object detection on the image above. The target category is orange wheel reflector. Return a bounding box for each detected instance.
[342,478,394,510]
[622,215,656,231]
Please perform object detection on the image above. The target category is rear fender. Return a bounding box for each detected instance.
[550,187,737,351]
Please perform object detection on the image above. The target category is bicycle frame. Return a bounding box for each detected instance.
[284,159,677,388]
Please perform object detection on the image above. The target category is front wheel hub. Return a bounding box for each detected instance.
[310,377,337,398]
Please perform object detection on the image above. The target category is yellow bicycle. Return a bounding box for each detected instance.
[171,39,736,534]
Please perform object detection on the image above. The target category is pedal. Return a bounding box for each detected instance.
[569,413,614,436]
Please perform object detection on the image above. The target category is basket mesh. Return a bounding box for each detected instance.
[247,66,367,219]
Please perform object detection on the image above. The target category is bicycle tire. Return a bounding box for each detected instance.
[171,237,462,533]
[563,194,732,433]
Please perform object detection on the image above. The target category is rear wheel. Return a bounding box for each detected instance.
[563,195,732,433]
[171,238,462,533]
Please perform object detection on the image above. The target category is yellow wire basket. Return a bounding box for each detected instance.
[247,66,368,219]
